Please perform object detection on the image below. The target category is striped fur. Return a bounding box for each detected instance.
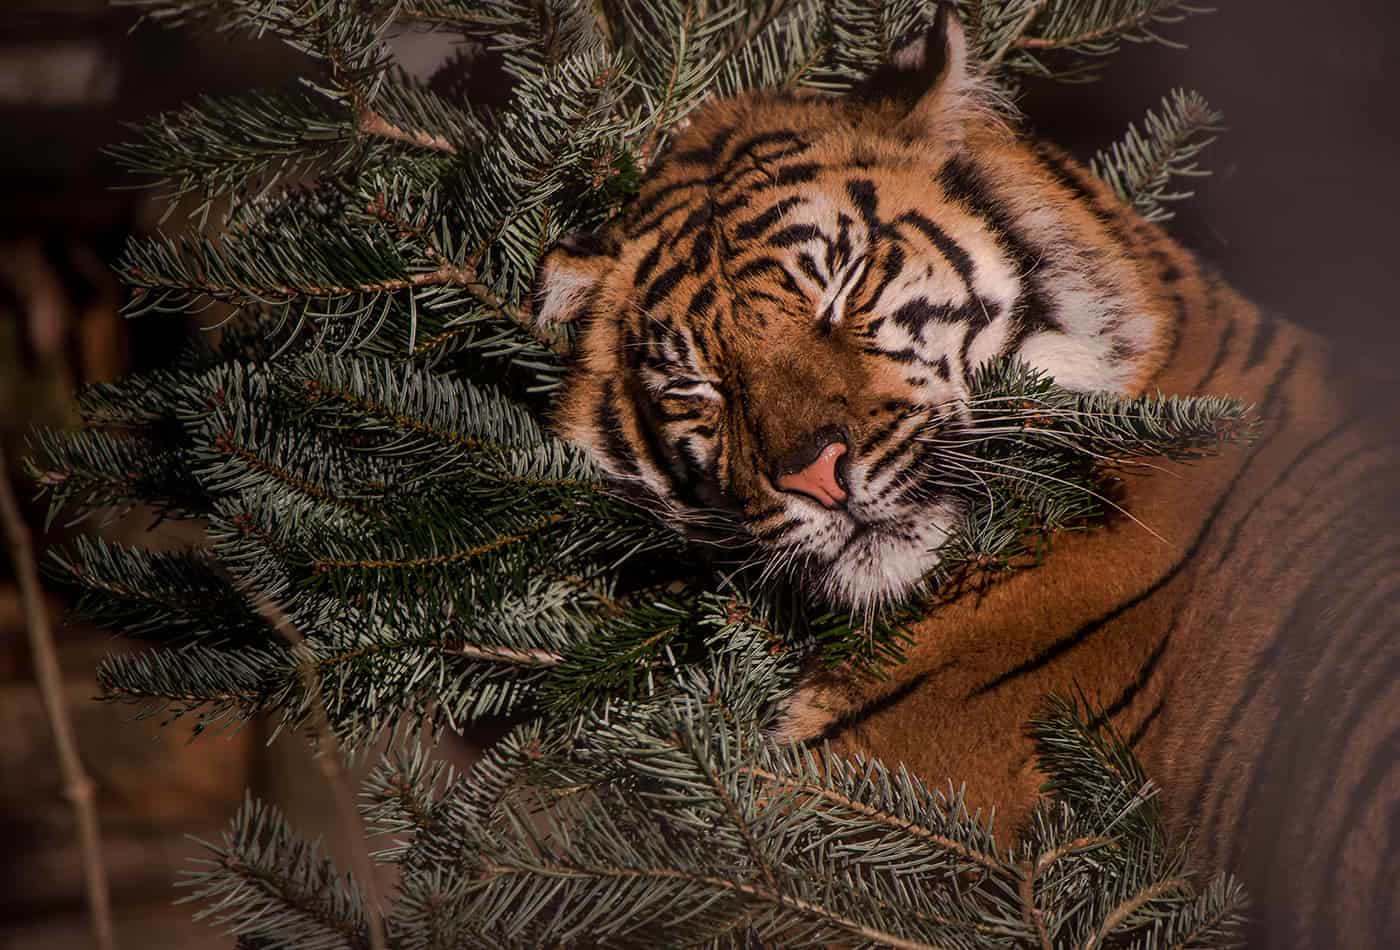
[537,18,1398,946]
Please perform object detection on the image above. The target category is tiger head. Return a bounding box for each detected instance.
[534,14,1171,611]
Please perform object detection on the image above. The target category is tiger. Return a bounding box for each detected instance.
[532,11,1400,947]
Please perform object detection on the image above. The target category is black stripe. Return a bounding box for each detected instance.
[769,223,823,248]
[865,440,912,485]
[671,202,714,243]
[733,196,804,241]
[937,156,1061,335]
[796,252,826,289]
[1244,315,1280,370]
[688,281,716,318]
[829,214,853,272]
[633,239,664,287]
[858,415,907,456]
[864,244,907,308]
[1126,696,1164,748]
[728,129,806,164]
[642,260,690,312]
[969,347,1302,698]
[596,379,639,477]
[897,210,975,286]
[1141,290,1189,387]
[1031,143,1137,251]
[669,124,737,165]
[845,178,880,228]
[1192,286,1237,391]
[891,297,959,337]
[771,163,821,187]
[751,518,799,543]
[1101,628,1172,721]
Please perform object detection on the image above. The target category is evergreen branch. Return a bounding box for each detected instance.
[984,0,1047,69]
[1090,88,1225,222]
[237,583,388,950]
[311,512,566,572]
[182,796,372,950]
[210,432,376,516]
[740,766,1006,874]
[107,90,361,225]
[1085,877,1191,949]
[0,448,117,950]
[1014,0,1192,50]
[477,858,957,950]
[25,428,206,526]
[449,642,566,666]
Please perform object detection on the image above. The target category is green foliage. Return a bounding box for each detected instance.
[33,0,1251,944]
[1092,88,1226,222]
[965,0,1212,86]
[182,794,372,950]
[182,657,1248,948]
[926,357,1250,585]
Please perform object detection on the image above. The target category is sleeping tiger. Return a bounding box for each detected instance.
[534,12,1399,947]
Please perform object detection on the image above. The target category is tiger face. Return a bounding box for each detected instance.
[535,16,1169,611]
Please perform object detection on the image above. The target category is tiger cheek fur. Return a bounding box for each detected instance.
[535,12,1398,947]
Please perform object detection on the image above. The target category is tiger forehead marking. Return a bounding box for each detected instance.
[536,17,1167,610]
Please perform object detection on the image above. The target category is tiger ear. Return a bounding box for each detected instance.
[892,6,980,146]
[533,230,620,330]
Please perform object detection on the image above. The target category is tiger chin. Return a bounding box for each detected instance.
[535,9,1399,948]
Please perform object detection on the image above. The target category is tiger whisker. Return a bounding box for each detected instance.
[932,448,1167,544]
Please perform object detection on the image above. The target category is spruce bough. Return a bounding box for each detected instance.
[33,0,1250,945]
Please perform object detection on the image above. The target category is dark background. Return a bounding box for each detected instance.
[0,1,1396,946]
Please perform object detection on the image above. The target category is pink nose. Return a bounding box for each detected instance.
[775,441,849,509]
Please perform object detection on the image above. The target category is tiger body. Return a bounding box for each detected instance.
[536,18,1399,946]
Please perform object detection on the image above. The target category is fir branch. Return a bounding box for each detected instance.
[237,583,389,950]
[1090,88,1225,222]
[182,796,373,950]
[311,511,565,573]
[25,428,206,526]
[1013,0,1198,51]
[107,90,359,223]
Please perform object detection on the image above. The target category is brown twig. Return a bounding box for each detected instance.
[238,583,389,950]
[482,859,956,950]
[1083,878,1189,949]
[1012,6,1166,50]
[1019,860,1053,950]
[449,642,566,667]
[357,106,458,155]
[984,0,1048,69]
[364,197,571,357]
[0,445,116,950]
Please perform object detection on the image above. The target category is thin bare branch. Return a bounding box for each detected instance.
[0,445,116,950]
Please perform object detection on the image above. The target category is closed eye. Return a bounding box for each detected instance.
[662,379,721,401]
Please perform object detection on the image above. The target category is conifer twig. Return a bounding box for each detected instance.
[0,446,116,950]
[1013,5,1167,50]
[236,581,388,950]
[356,104,458,154]
[984,0,1047,69]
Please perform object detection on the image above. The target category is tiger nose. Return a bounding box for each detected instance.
[774,429,850,509]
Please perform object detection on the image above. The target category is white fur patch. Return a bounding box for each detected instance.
[535,265,598,328]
